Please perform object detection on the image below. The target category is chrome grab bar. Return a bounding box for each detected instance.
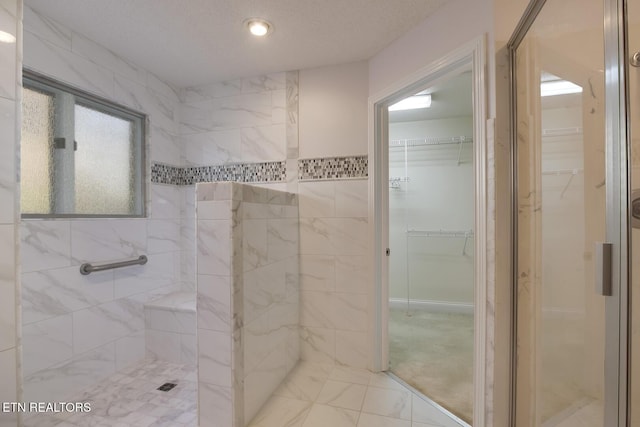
[80,255,148,275]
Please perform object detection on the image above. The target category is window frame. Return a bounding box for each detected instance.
[21,69,147,219]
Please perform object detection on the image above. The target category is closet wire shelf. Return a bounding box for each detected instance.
[406,229,474,255]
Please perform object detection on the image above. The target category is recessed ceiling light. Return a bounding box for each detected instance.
[245,18,273,37]
[540,79,582,97]
[388,94,432,112]
[0,30,16,43]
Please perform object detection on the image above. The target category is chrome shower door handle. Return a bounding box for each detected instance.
[595,242,612,296]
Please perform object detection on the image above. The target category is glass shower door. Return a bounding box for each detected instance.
[511,0,627,425]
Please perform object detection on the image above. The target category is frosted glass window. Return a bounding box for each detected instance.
[21,71,145,217]
[21,87,54,214]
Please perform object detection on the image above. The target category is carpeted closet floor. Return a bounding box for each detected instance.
[388,308,474,424]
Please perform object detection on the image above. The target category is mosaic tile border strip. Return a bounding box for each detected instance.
[298,155,368,180]
[151,163,183,185]
[151,161,286,185]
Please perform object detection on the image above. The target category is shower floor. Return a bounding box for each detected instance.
[23,359,197,427]
[22,357,466,427]
[389,308,474,424]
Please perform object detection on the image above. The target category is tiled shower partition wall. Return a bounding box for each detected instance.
[196,182,299,426]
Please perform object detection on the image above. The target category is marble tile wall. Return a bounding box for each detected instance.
[196,182,299,427]
[19,6,183,413]
[297,179,370,369]
[0,1,20,427]
[178,71,299,291]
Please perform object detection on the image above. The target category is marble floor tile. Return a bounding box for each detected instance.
[357,413,411,427]
[23,359,196,427]
[301,404,359,427]
[247,396,312,427]
[315,380,367,411]
[361,387,412,420]
[22,359,464,427]
[248,362,465,427]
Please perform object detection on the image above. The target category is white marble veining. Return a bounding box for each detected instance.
[241,124,286,162]
[149,125,180,164]
[23,6,71,50]
[181,79,242,104]
[0,2,17,101]
[21,221,72,272]
[23,343,117,403]
[114,330,145,370]
[72,298,144,354]
[150,184,182,219]
[196,182,299,426]
[335,331,369,369]
[0,3,19,424]
[182,129,242,165]
[0,99,15,225]
[197,219,232,276]
[198,382,233,427]
[147,218,181,254]
[299,181,336,218]
[0,225,16,352]
[0,348,18,427]
[113,251,176,298]
[335,255,368,294]
[146,329,182,364]
[335,180,368,218]
[114,74,177,133]
[299,218,332,255]
[272,89,287,125]
[197,274,231,332]
[72,31,146,86]
[242,73,287,94]
[70,219,147,264]
[24,30,114,99]
[300,255,335,292]
[21,266,114,324]
[300,326,336,365]
[22,314,73,376]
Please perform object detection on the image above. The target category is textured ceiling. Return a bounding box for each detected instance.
[25,0,448,88]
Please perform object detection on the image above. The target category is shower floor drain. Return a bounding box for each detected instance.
[157,382,177,392]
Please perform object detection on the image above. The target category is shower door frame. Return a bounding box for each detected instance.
[368,35,488,426]
[507,0,630,425]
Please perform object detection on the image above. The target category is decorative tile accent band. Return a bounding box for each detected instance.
[298,156,368,180]
[151,163,183,185]
[151,161,286,185]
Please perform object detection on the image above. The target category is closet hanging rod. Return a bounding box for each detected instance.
[541,168,583,176]
[406,229,474,238]
[389,136,473,148]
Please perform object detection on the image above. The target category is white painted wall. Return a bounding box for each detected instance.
[388,116,474,305]
[299,60,369,158]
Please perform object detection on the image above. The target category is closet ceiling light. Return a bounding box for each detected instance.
[388,94,432,112]
[540,80,582,97]
[245,18,273,37]
[0,31,15,43]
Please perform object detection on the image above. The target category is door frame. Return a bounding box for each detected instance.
[507,0,630,425]
[368,35,488,426]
